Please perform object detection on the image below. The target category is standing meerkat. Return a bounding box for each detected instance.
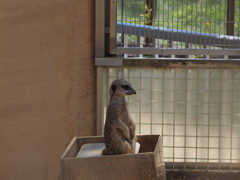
[102,79,137,155]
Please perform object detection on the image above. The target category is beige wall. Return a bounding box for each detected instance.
[0,0,96,179]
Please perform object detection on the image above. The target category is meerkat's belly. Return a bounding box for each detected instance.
[105,127,132,154]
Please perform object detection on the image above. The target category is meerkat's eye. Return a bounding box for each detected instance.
[111,84,116,92]
[122,85,130,90]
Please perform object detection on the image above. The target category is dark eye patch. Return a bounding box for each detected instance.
[122,85,130,90]
[111,84,116,92]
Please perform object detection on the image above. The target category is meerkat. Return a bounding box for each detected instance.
[102,79,137,155]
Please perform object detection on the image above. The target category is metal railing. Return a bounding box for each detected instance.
[101,62,240,171]
[96,0,240,172]
[110,0,240,58]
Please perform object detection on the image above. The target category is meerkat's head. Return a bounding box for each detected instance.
[109,79,136,99]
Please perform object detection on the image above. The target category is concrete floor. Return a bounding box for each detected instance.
[166,171,240,180]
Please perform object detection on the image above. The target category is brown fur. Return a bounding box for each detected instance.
[102,79,137,155]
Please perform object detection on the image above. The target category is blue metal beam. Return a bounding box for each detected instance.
[117,22,240,49]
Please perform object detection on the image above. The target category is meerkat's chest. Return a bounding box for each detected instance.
[119,104,133,125]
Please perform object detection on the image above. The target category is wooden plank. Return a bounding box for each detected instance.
[61,135,166,180]
[62,153,156,180]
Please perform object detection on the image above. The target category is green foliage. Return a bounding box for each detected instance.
[117,0,240,36]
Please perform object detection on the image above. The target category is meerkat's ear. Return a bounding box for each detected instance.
[111,84,116,93]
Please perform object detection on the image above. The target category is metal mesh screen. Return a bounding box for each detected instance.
[111,0,240,57]
[103,67,240,171]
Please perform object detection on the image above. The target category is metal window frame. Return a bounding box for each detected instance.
[95,0,240,172]
[95,0,240,135]
[109,0,240,56]
[97,59,240,172]
[95,0,105,135]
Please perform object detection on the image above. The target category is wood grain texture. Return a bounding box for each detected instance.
[0,0,96,179]
[61,135,166,180]
[62,152,157,180]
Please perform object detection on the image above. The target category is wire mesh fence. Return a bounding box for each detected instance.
[111,0,240,58]
[102,66,240,171]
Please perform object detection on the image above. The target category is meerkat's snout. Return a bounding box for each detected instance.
[122,84,136,95]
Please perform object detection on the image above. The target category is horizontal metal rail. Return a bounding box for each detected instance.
[117,22,240,49]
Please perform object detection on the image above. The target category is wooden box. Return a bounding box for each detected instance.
[61,135,166,180]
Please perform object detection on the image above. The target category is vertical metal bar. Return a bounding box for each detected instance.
[146,0,153,50]
[124,0,128,58]
[139,69,142,134]
[181,1,183,49]
[214,0,217,49]
[200,0,203,49]
[172,0,174,50]
[188,43,192,59]
[96,0,105,135]
[196,68,199,170]
[95,0,105,58]
[209,0,212,49]
[150,68,153,134]
[162,69,165,164]
[238,1,240,50]
[97,67,105,135]
[163,0,165,49]
[173,69,176,170]
[171,41,176,58]
[186,0,188,48]
[218,70,223,172]
[205,0,207,50]
[139,36,144,58]
[110,0,117,53]
[139,0,142,54]
[184,69,188,170]
[158,0,160,49]
[127,68,130,102]
[190,0,193,47]
[154,0,156,52]
[121,0,123,49]
[154,0,157,53]
[153,0,156,54]
[195,0,197,50]
[155,39,159,58]
[135,0,137,51]
[207,70,211,171]
[185,69,189,170]
[219,0,221,48]
[227,0,235,36]
[143,0,146,51]
[177,0,179,49]
[230,69,234,171]
[224,0,227,50]
[130,0,132,45]
[206,46,210,59]
[106,68,110,118]
[124,34,128,58]
[167,0,170,49]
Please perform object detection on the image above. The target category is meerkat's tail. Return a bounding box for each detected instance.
[102,147,108,155]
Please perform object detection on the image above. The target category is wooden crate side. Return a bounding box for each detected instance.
[153,135,166,180]
[137,134,160,153]
[62,153,157,180]
[61,137,79,158]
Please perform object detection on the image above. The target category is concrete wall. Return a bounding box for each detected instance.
[0,0,96,179]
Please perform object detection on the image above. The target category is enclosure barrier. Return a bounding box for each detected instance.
[97,58,240,172]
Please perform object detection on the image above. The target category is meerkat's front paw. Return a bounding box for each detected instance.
[102,147,108,155]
